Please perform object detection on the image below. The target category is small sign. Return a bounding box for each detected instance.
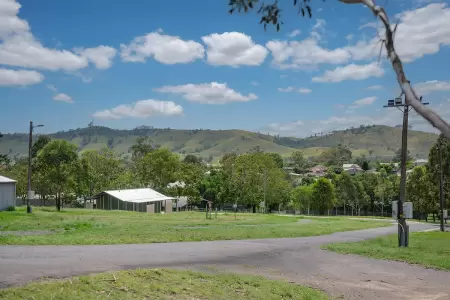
[27,190,35,200]
[443,210,448,219]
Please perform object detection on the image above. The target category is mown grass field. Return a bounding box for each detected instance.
[0,268,329,300]
[323,231,450,271]
[0,207,391,245]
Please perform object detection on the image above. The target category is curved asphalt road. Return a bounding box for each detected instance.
[0,221,449,300]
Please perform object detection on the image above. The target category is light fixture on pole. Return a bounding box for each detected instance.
[27,121,44,214]
[383,95,429,247]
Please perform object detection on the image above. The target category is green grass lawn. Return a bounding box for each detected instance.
[0,207,391,245]
[323,231,450,271]
[0,268,328,300]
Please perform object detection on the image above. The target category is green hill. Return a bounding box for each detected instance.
[0,125,438,162]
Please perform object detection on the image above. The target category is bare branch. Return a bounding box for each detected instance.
[340,0,450,139]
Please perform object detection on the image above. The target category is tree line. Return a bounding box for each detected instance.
[0,133,447,219]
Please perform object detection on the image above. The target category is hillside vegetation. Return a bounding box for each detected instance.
[0,125,437,162]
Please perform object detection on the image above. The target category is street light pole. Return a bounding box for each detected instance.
[27,121,44,214]
[438,145,445,232]
[383,95,429,247]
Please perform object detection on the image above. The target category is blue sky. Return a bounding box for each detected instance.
[1,0,450,137]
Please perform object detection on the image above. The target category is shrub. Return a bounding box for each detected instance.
[5,206,15,211]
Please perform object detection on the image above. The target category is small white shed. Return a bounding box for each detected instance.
[0,175,17,211]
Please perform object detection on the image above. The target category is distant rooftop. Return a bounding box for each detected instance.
[99,188,174,203]
[0,175,16,183]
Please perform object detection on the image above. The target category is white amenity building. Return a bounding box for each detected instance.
[0,175,16,211]
[94,188,175,213]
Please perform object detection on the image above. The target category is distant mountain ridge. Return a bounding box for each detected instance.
[0,125,438,162]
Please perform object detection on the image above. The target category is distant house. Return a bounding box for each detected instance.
[0,175,16,211]
[94,188,175,213]
[414,159,428,167]
[167,181,186,189]
[308,165,327,177]
[343,164,363,175]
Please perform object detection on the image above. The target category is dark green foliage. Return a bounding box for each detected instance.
[31,135,51,158]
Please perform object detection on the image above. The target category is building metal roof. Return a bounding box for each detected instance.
[0,175,16,183]
[101,188,175,203]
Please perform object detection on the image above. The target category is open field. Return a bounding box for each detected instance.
[0,268,328,300]
[0,207,391,245]
[323,231,450,271]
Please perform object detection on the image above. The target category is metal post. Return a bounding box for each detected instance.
[263,168,267,213]
[27,121,33,213]
[438,145,445,232]
[398,105,409,247]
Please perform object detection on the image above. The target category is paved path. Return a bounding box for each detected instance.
[1,222,449,300]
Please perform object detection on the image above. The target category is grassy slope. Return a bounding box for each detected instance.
[0,125,437,162]
[0,207,391,245]
[323,231,450,270]
[0,268,329,300]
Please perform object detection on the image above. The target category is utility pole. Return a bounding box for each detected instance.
[438,145,445,232]
[27,121,44,214]
[383,95,429,247]
[263,167,267,213]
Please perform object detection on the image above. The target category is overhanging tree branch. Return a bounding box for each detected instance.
[229,0,450,139]
[340,0,450,138]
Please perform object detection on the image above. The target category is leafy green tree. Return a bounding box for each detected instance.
[290,185,313,214]
[290,150,306,173]
[4,159,28,200]
[406,166,435,221]
[335,172,357,215]
[0,154,10,170]
[428,133,450,202]
[130,136,154,161]
[392,148,412,163]
[231,152,290,212]
[38,140,78,211]
[81,148,123,194]
[183,154,202,165]
[138,148,180,190]
[310,178,336,215]
[376,163,395,174]
[317,144,352,166]
[357,172,378,214]
[374,169,395,216]
[354,155,367,169]
[267,152,283,169]
[362,161,369,171]
[31,135,51,158]
[354,180,369,216]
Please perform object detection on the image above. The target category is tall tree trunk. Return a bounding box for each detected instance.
[56,192,61,211]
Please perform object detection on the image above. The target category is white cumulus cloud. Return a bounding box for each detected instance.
[278,87,312,93]
[120,31,204,64]
[0,0,116,72]
[312,62,384,83]
[367,85,383,90]
[414,80,450,95]
[201,32,268,67]
[53,93,73,104]
[93,99,183,120]
[288,29,301,38]
[0,68,44,86]
[155,82,257,104]
[349,96,377,109]
[76,46,117,69]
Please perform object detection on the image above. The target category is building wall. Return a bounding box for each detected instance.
[0,183,16,210]
[95,193,165,213]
